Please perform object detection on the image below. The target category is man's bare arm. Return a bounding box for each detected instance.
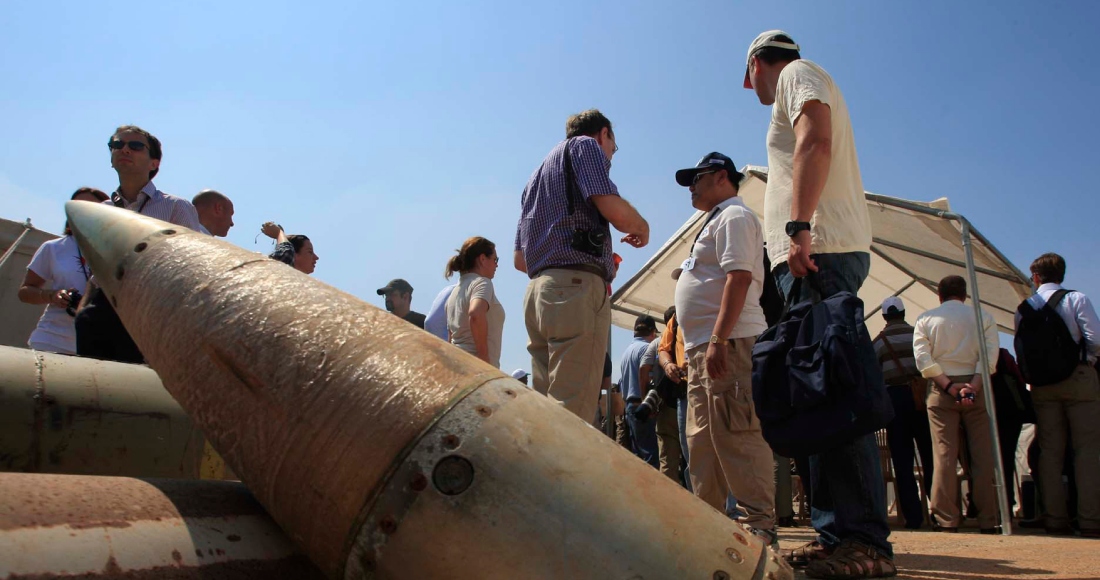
[591,195,649,248]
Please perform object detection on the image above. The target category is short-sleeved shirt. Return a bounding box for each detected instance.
[424,283,458,341]
[446,274,505,367]
[515,136,619,281]
[404,311,426,329]
[26,235,91,354]
[618,336,652,401]
[674,197,768,351]
[764,59,872,267]
[640,338,662,385]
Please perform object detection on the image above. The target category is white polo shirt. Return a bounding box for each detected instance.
[674,197,768,351]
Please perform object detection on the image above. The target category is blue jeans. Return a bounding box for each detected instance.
[626,402,660,469]
[773,252,893,557]
[677,396,692,492]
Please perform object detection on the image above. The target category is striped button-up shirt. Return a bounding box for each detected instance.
[872,320,920,385]
[104,181,204,232]
[514,136,619,281]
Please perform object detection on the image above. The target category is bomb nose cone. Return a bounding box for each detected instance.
[64,200,193,299]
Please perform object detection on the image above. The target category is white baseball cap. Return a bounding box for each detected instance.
[881,296,905,315]
[510,369,529,380]
[743,30,800,89]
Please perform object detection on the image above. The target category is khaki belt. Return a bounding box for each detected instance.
[534,263,607,280]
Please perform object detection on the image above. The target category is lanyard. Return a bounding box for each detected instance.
[691,207,722,251]
[75,243,90,282]
[112,190,152,214]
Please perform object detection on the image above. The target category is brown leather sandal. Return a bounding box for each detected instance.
[805,540,897,579]
[781,540,834,568]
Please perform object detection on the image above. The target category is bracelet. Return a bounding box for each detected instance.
[943,382,955,394]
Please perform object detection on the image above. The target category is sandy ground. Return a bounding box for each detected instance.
[778,524,1100,580]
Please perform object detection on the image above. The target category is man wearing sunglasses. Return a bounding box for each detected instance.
[74,125,204,364]
[744,30,892,577]
[671,152,776,549]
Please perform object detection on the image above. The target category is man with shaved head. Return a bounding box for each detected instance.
[192,189,235,237]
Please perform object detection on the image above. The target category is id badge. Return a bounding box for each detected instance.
[680,257,696,272]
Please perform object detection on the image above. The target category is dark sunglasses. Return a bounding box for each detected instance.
[692,170,717,186]
[108,139,149,152]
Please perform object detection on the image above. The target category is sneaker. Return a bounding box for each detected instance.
[748,526,779,551]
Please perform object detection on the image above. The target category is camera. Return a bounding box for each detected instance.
[632,389,663,422]
[570,228,607,257]
[65,289,82,317]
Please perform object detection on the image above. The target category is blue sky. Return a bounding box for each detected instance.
[2,1,1097,381]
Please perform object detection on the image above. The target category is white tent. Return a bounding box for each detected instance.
[610,166,1033,535]
[0,217,57,348]
[610,167,1032,337]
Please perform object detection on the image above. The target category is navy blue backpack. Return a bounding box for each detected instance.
[751,277,894,457]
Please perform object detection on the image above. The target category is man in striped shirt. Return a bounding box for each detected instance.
[514,109,649,422]
[75,125,204,363]
[871,297,934,529]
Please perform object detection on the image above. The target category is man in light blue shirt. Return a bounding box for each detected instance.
[424,283,458,341]
[619,315,659,468]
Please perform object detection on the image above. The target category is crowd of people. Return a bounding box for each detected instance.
[14,28,1099,580]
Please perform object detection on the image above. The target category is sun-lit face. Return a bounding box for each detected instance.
[293,239,318,274]
[109,131,159,180]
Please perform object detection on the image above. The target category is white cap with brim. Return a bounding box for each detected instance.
[510,369,529,380]
[881,296,905,314]
[743,30,800,89]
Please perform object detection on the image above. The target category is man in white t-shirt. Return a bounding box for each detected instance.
[672,152,776,547]
[744,31,893,576]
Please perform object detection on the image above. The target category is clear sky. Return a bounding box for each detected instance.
[2,1,1097,381]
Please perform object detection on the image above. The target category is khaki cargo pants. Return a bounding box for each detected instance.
[685,336,776,530]
[926,375,998,529]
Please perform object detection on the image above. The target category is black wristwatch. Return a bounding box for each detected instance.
[785,221,811,237]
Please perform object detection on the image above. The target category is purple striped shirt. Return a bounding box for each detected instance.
[514,136,619,281]
[103,181,204,232]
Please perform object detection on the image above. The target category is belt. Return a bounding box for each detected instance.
[534,263,607,280]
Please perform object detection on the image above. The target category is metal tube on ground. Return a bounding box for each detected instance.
[0,345,216,479]
[65,201,794,580]
[0,472,324,578]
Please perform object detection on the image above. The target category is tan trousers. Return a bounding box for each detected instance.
[685,337,776,530]
[524,269,610,423]
[656,404,682,482]
[1032,363,1100,531]
[926,375,998,528]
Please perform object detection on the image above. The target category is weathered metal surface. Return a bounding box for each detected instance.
[0,346,207,478]
[0,472,324,578]
[65,201,794,580]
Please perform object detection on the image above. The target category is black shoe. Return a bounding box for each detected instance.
[777,516,797,527]
[1018,519,1044,529]
[980,527,1002,535]
[1046,524,1075,536]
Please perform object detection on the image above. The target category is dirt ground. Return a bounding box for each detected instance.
[778,524,1100,580]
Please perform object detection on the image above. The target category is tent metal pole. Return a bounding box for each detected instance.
[606,325,614,439]
[872,238,1024,283]
[960,218,1013,536]
[0,219,33,276]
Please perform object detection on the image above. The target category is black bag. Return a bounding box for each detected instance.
[751,277,894,457]
[1014,290,1086,387]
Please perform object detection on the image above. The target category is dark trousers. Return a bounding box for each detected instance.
[885,384,935,528]
[74,288,144,364]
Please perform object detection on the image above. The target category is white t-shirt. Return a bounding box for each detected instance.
[446,273,505,368]
[25,235,91,354]
[764,59,872,267]
[674,197,768,351]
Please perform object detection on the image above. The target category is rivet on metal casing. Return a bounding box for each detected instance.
[359,552,376,572]
[432,455,475,496]
[725,548,743,564]
[442,434,460,450]
[161,229,177,235]
[475,405,492,417]
[504,389,516,398]
[409,473,428,492]
[733,532,748,545]
[134,242,148,252]
[713,571,730,580]
[379,515,398,534]
[115,264,125,280]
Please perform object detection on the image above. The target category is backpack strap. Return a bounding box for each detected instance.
[879,331,911,382]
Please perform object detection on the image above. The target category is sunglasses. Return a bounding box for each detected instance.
[108,139,149,152]
[692,170,717,186]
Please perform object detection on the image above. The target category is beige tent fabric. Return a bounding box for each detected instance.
[611,167,1031,337]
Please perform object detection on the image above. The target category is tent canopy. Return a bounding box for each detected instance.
[611,167,1032,337]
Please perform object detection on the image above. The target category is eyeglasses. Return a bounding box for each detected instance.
[692,170,717,186]
[108,140,149,152]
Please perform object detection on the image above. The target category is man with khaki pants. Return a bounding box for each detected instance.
[672,152,776,546]
[1016,253,1100,537]
[913,275,1000,533]
[514,109,649,421]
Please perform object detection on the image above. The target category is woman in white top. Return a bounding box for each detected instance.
[445,236,504,367]
[17,187,110,354]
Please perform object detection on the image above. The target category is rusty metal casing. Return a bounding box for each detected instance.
[0,345,218,479]
[65,201,794,580]
[0,472,324,578]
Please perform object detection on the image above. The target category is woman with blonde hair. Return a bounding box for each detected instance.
[445,236,504,367]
